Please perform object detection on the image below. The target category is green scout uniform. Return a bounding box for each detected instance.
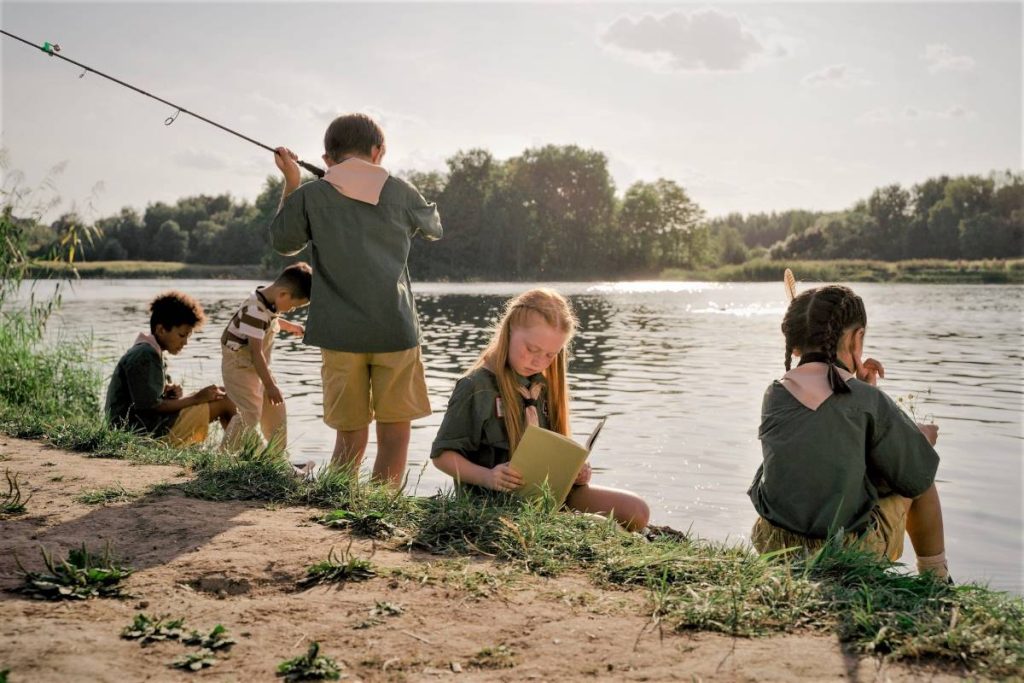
[431,368,548,491]
[270,175,442,353]
[105,343,176,436]
[748,379,939,538]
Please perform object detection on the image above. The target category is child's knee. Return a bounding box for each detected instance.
[617,495,650,531]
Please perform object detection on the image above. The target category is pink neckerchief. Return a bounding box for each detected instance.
[779,362,854,411]
[322,158,389,205]
[133,332,163,357]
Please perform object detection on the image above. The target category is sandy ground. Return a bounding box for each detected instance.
[0,436,970,682]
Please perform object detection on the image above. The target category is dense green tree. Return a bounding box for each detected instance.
[66,145,1019,275]
[153,220,189,262]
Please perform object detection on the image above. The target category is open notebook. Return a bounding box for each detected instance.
[509,417,607,506]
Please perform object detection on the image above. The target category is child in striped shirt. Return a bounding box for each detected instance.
[221,262,311,451]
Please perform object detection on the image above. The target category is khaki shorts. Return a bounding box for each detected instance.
[750,494,909,561]
[161,403,210,447]
[321,346,431,431]
[222,346,287,448]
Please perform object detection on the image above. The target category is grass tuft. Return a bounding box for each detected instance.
[170,649,217,672]
[470,644,516,669]
[75,482,137,505]
[183,624,236,651]
[276,641,342,681]
[14,543,133,600]
[121,613,186,645]
[1,469,30,517]
[298,543,376,589]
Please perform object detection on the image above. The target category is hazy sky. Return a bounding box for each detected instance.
[2,2,1021,221]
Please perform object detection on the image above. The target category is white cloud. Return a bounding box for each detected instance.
[801,64,873,88]
[859,105,975,124]
[172,148,229,171]
[599,9,782,73]
[858,108,894,125]
[922,44,976,73]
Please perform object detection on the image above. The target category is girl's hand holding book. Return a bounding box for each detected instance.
[574,462,592,486]
[486,463,523,492]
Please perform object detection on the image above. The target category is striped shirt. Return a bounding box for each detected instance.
[222,288,278,351]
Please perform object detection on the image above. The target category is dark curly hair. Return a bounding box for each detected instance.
[781,285,866,391]
[149,291,206,333]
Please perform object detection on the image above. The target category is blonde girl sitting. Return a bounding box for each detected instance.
[748,284,950,579]
[430,288,650,532]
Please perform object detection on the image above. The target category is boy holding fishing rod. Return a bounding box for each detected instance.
[270,113,443,485]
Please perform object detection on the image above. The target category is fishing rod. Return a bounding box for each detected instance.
[0,29,325,178]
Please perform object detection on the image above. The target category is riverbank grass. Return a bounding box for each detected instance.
[29,260,270,280]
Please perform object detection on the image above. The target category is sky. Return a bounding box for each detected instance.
[1,1,1021,222]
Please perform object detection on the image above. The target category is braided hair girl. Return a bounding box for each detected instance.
[749,283,950,580]
[780,285,876,391]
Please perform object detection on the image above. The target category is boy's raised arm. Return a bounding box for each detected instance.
[269,147,312,255]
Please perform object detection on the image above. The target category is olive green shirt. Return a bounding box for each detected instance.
[431,368,549,489]
[104,343,177,437]
[270,176,442,352]
[748,379,939,537]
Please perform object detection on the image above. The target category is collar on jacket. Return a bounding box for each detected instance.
[322,158,390,205]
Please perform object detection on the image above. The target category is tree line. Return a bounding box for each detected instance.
[16,144,1024,279]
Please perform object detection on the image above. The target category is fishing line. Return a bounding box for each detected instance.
[0,29,325,178]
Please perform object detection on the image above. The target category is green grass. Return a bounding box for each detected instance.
[1,469,31,517]
[170,650,218,672]
[470,644,516,669]
[276,642,342,681]
[121,613,187,645]
[664,258,1024,284]
[183,624,236,651]
[75,483,137,505]
[29,260,270,280]
[297,544,377,589]
[14,543,133,600]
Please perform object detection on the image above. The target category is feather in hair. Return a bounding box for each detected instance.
[783,268,797,301]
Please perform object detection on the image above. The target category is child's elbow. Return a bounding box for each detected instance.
[430,451,449,473]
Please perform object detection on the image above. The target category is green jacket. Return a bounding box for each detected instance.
[270,175,442,352]
[749,379,939,537]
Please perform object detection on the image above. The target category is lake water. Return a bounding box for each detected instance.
[22,279,1024,593]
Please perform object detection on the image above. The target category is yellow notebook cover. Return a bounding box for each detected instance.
[510,418,606,506]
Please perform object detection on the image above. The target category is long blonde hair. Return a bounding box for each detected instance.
[471,288,577,451]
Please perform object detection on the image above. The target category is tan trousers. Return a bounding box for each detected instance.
[751,495,909,562]
[222,333,286,450]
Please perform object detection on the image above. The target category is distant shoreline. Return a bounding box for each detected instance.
[28,257,1024,284]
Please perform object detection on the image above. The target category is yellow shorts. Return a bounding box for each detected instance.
[321,346,431,431]
[750,494,909,561]
[160,403,210,447]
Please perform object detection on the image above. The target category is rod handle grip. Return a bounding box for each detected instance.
[299,160,325,178]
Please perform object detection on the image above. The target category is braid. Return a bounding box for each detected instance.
[784,342,793,371]
[823,288,861,393]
